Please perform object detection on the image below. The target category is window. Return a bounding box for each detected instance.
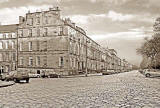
[43,56,47,67]
[3,34,6,38]
[29,29,32,37]
[36,56,40,66]
[0,53,2,61]
[37,28,40,36]
[6,52,9,61]
[29,57,33,66]
[12,33,16,38]
[41,41,47,51]
[19,42,22,51]
[37,41,40,51]
[20,57,23,65]
[45,16,48,24]
[6,42,8,49]
[70,58,72,67]
[37,17,40,24]
[29,42,32,51]
[19,30,23,37]
[11,41,15,49]
[44,28,48,36]
[28,18,33,26]
[59,57,64,67]
[6,33,9,38]
[8,33,12,38]
[59,27,63,35]
[0,34,3,38]
[12,53,16,61]
[0,42,3,49]
[74,58,76,68]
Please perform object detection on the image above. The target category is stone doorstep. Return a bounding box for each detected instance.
[0,81,15,88]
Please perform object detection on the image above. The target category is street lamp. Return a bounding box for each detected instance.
[85,39,90,77]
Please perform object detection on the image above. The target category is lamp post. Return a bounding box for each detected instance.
[85,39,90,77]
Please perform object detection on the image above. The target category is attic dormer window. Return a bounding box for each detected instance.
[27,18,33,26]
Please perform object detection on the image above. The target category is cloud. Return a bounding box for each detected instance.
[0,5,52,25]
[0,0,9,3]
[107,10,134,21]
[67,15,89,25]
[0,0,158,65]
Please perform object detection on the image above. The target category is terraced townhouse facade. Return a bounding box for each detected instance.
[0,7,132,76]
[0,24,18,74]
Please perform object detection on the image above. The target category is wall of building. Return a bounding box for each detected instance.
[17,8,71,75]
[0,31,17,74]
[0,7,133,76]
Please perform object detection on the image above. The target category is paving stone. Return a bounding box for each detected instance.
[0,71,159,107]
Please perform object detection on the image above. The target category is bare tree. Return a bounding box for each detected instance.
[137,34,160,68]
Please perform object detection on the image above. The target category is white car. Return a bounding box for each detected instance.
[29,73,41,78]
[144,69,160,77]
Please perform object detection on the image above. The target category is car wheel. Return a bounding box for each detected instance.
[5,79,9,82]
[14,79,19,83]
[145,73,151,77]
[26,78,29,83]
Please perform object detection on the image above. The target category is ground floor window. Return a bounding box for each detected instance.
[59,57,64,67]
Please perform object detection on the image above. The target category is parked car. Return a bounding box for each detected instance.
[1,71,29,83]
[139,69,144,74]
[102,69,115,75]
[1,71,16,81]
[13,71,30,83]
[41,72,49,78]
[49,74,59,78]
[29,73,41,78]
[143,69,160,77]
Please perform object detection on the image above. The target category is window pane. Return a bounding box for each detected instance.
[19,42,22,51]
[29,57,33,66]
[29,42,32,51]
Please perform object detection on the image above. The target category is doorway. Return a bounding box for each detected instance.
[37,70,40,74]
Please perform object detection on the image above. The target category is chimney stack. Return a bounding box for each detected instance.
[19,16,25,24]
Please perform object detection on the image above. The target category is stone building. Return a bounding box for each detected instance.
[17,7,120,75]
[17,7,70,75]
[0,24,18,74]
[0,7,132,76]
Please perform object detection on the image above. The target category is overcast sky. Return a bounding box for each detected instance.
[0,0,158,66]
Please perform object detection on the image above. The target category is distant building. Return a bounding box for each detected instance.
[0,24,18,74]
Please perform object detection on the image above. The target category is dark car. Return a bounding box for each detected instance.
[14,71,30,83]
[49,74,59,78]
[1,71,29,83]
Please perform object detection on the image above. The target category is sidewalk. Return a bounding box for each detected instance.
[61,73,102,78]
[0,81,15,88]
